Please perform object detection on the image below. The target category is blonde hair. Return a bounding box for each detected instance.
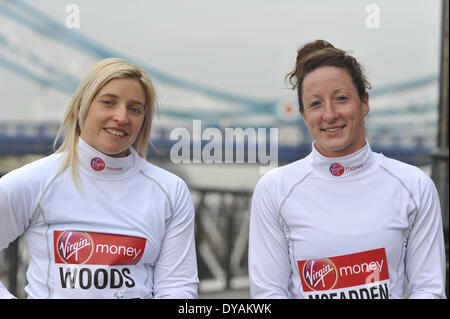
[54,58,156,184]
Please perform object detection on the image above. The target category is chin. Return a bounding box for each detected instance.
[316,142,352,157]
[319,139,346,149]
[99,147,127,157]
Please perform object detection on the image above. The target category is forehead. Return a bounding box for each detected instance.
[302,66,355,94]
[96,77,146,102]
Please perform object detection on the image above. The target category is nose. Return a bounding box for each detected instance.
[322,101,338,122]
[113,105,129,124]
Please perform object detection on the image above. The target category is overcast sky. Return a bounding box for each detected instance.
[0,0,444,120]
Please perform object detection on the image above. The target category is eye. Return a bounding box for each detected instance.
[102,100,113,106]
[336,96,348,102]
[128,105,144,115]
[309,101,321,108]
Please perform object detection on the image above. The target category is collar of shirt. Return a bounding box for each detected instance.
[77,137,137,177]
[309,139,376,180]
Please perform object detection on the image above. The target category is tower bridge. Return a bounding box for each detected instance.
[0,0,439,166]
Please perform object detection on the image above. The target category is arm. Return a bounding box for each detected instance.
[0,185,26,299]
[248,178,291,298]
[406,175,446,299]
[0,163,45,299]
[153,180,198,299]
[0,281,16,299]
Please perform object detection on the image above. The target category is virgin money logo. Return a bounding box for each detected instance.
[302,258,338,291]
[56,231,94,264]
[329,163,344,176]
[90,157,105,171]
[54,231,146,265]
[297,248,390,297]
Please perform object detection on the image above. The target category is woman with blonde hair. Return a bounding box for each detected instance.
[0,58,198,299]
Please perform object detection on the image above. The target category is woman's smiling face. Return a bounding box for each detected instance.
[301,65,370,157]
[79,77,146,157]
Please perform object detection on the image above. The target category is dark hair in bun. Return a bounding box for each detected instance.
[286,40,371,112]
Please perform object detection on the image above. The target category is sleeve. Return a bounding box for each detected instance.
[0,173,32,299]
[405,174,447,299]
[0,281,16,299]
[248,176,291,298]
[153,180,198,299]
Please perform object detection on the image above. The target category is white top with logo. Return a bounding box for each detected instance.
[0,138,198,299]
[249,141,446,299]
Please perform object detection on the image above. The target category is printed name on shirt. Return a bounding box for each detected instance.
[54,231,146,292]
[297,248,390,299]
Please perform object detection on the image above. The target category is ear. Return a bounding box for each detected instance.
[299,99,305,117]
[75,103,84,132]
[299,106,304,116]
[361,92,370,117]
[299,107,308,124]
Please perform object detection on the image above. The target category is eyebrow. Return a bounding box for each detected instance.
[305,88,348,99]
[98,93,144,106]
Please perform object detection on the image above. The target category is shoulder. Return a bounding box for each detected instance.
[255,156,311,191]
[253,157,312,207]
[137,158,192,210]
[378,154,436,201]
[0,153,64,209]
[0,153,64,189]
[379,155,432,186]
[138,159,194,223]
[138,159,188,191]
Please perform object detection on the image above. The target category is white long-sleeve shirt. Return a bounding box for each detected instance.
[249,142,446,299]
[0,138,198,299]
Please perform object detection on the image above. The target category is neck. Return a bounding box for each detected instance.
[77,137,136,177]
[310,140,374,179]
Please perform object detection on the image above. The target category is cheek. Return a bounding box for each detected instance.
[303,120,319,139]
[300,113,310,129]
[82,106,104,128]
[80,115,94,133]
[85,116,103,133]
[133,118,145,134]
[302,113,319,131]
[355,108,368,124]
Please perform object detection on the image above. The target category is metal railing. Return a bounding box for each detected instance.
[193,187,251,292]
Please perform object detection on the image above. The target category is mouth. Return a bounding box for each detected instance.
[104,128,127,137]
[321,125,346,132]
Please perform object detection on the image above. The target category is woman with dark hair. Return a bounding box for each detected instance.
[248,40,446,299]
